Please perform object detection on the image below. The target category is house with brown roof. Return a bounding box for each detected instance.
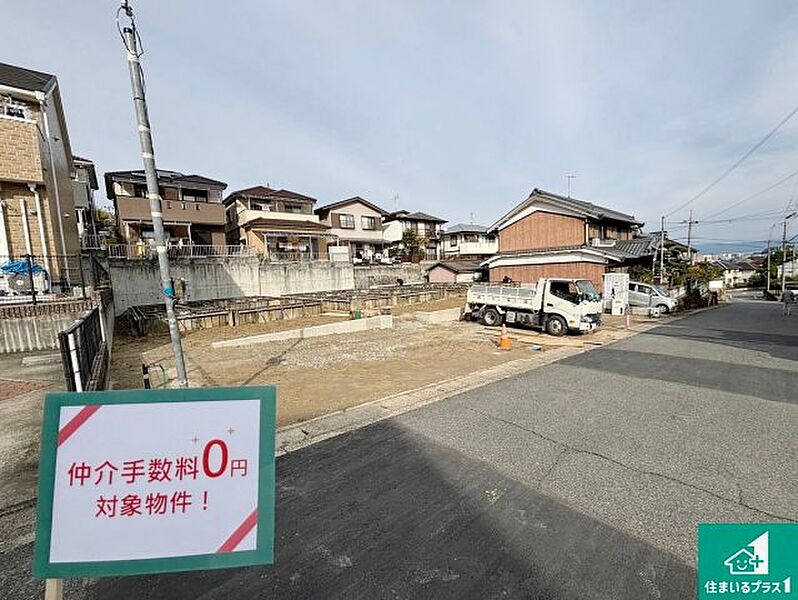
[224,185,332,260]
[0,62,82,287]
[383,210,447,261]
[104,169,228,246]
[315,196,388,261]
[483,189,644,288]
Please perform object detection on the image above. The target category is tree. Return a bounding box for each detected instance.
[401,228,425,261]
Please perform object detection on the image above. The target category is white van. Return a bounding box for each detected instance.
[628,281,677,313]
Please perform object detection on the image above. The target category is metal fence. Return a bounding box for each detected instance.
[107,244,255,259]
[0,254,94,305]
[58,307,106,392]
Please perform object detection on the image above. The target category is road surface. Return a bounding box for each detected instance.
[3,299,796,599]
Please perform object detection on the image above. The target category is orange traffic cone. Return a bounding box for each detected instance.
[498,324,512,350]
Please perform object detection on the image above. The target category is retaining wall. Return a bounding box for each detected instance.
[0,300,93,353]
[353,264,426,289]
[109,258,355,314]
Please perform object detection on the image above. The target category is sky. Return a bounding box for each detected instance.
[4,1,798,252]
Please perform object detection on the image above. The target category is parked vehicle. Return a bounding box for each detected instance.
[464,278,602,336]
[628,281,677,313]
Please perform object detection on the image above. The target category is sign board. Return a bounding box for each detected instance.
[603,272,629,312]
[698,523,796,598]
[33,386,276,578]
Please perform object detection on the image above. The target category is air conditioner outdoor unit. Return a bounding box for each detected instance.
[591,238,617,248]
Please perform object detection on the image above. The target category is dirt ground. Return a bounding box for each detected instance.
[110,297,632,427]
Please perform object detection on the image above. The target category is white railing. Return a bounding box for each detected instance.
[267,252,330,262]
[107,244,256,259]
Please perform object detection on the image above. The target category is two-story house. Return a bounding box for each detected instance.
[315,196,388,261]
[72,155,99,246]
[104,169,228,246]
[382,210,447,261]
[224,185,332,260]
[484,189,643,288]
[0,62,82,287]
[441,224,498,259]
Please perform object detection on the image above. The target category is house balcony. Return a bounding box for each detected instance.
[236,209,320,228]
[116,195,226,226]
[445,241,499,256]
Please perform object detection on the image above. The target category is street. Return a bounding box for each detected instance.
[3,299,797,599]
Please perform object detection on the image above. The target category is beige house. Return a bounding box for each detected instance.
[105,169,228,245]
[0,62,82,288]
[315,196,388,261]
[224,185,332,260]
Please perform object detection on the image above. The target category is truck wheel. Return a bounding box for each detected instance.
[482,307,502,327]
[545,315,567,336]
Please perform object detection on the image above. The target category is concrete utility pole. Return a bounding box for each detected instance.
[781,212,796,297]
[120,2,188,387]
[659,216,665,284]
[684,209,698,265]
[766,237,771,293]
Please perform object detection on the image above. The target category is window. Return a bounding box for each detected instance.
[182,188,208,203]
[133,184,148,198]
[339,214,355,229]
[361,216,377,230]
[449,236,458,247]
[283,203,303,214]
[250,201,270,211]
[464,233,478,243]
[549,281,580,304]
[0,98,30,119]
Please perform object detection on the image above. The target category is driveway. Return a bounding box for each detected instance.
[4,300,796,599]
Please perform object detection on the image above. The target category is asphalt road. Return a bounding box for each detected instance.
[3,300,796,599]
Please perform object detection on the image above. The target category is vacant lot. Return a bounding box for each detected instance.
[111,298,633,426]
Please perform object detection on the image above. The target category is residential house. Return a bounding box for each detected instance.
[441,224,498,259]
[777,257,797,280]
[72,155,99,246]
[715,260,757,288]
[483,189,643,288]
[0,62,82,286]
[604,233,690,283]
[315,196,387,261]
[224,185,332,260]
[105,169,227,246]
[427,259,485,283]
[383,210,447,261]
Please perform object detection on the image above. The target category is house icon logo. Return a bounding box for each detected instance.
[723,532,769,576]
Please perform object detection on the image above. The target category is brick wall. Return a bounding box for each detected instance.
[0,117,44,183]
[489,262,606,289]
[498,211,585,252]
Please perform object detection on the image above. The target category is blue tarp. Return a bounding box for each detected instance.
[1,260,45,275]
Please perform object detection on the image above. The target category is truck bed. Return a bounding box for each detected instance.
[466,284,539,311]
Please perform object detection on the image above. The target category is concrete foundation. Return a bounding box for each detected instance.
[212,315,394,348]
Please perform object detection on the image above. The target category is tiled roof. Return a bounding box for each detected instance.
[315,196,388,216]
[242,218,330,233]
[0,62,56,93]
[226,185,318,204]
[429,259,484,273]
[105,170,226,189]
[444,224,490,234]
[386,210,447,223]
[492,188,643,231]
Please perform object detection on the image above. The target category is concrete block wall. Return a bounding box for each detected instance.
[353,264,426,289]
[109,258,356,314]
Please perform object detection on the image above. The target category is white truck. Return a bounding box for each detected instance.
[464,278,603,336]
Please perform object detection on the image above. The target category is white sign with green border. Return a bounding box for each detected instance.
[33,386,276,578]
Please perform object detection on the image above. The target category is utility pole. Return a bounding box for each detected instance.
[659,216,665,285]
[781,213,796,297]
[119,2,188,387]
[766,237,771,293]
[684,209,698,265]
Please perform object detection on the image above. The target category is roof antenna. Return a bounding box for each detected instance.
[393,193,399,211]
[470,211,474,225]
[566,174,576,199]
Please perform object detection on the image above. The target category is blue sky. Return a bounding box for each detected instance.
[5,1,798,251]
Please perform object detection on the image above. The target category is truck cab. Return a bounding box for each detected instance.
[464,278,603,336]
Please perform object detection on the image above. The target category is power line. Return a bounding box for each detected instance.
[700,166,798,221]
[665,104,798,218]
